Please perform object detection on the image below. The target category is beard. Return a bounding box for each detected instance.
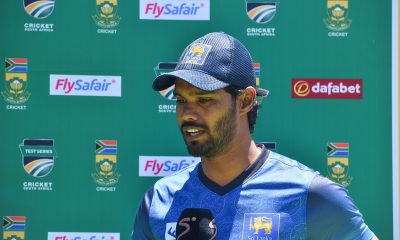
[180,104,237,158]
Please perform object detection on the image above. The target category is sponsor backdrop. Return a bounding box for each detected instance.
[0,0,394,239]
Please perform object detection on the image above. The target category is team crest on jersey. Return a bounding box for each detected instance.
[245,0,278,24]
[3,216,26,240]
[2,58,30,105]
[23,0,55,19]
[182,43,212,65]
[242,213,280,239]
[19,139,56,177]
[93,0,121,28]
[323,0,352,31]
[327,142,352,187]
[92,140,120,186]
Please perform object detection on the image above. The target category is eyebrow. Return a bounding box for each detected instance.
[173,89,217,97]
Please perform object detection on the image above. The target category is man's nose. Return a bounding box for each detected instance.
[180,103,198,122]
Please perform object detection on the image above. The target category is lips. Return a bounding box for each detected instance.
[182,126,206,141]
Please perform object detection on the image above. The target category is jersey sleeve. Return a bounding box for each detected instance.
[306,175,375,240]
[132,188,155,240]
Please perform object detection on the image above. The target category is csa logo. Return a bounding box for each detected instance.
[242,213,280,239]
[92,140,120,191]
[323,0,352,37]
[93,0,121,34]
[2,58,30,108]
[246,1,277,24]
[3,216,26,240]
[154,62,177,113]
[23,0,55,19]
[182,43,212,65]
[327,142,352,187]
[245,0,278,37]
[19,139,56,177]
[154,62,177,100]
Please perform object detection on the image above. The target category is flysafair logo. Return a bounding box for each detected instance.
[49,74,121,97]
[2,58,30,105]
[139,156,200,176]
[327,142,352,187]
[323,0,352,31]
[140,0,210,20]
[182,43,212,65]
[245,0,279,24]
[154,62,177,100]
[23,0,55,19]
[92,140,120,190]
[3,216,26,240]
[19,139,56,177]
[242,213,280,239]
[93,0,121,29]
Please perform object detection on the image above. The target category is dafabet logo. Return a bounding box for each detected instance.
[292,78,362,99]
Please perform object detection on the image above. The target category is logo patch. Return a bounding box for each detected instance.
[92,140,120,191]
[19,139,56,178]
[246,2,277,24]
[327,142,352,187]
[181,43,212,65]
[23,0,55,19]
[2,58,30,105]
[242,213,280,239]
[93,0,121,30]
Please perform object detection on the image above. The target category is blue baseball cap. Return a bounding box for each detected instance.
[152,32,269,97]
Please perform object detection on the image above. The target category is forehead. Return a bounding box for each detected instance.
[174,79,226,96]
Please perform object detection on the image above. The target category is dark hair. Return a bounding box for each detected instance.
[223,85,261,134]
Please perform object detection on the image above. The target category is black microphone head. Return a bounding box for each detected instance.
[176,208,217,240]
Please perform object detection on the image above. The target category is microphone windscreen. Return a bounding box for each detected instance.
[176,208,217,240]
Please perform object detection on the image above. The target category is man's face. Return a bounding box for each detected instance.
[173,79,238,158]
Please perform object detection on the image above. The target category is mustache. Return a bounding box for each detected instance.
[180,122,209,132]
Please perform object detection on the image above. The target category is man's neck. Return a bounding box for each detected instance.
[200,139,261,187]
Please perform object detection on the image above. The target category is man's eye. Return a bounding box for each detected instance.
[176,98,186,104]
[198,98,212,103]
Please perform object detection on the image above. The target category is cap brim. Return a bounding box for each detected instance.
[152,69,229,92]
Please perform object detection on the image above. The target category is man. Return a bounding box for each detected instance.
[133,32,378,239]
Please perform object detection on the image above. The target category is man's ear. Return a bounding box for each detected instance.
[239,87,256,114]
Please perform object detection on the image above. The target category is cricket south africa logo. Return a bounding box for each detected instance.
[327,142,352,187]
[19,139,56,178]
[245,0,278,37]
[245,0,278,24]
[92,140,120,191]
[154,62,178,100]
[2,58,30,105]
[23,0,55,19]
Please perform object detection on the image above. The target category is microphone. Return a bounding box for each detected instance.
[176,208,217,240]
